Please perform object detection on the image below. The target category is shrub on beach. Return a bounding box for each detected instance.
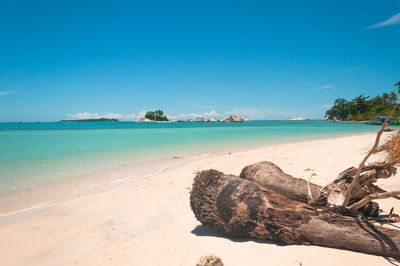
[383,130,400,161]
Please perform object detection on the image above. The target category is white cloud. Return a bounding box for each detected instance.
[102,113,125,119]
[0,91,12,96]
[67,112,138,121]
[314,85,334,90]
[224,108,300,120]
[136,110,146,119]
[224,108,268,120]
[203,110,220,117]
[226,106,333,121]
[123,113,137,120]
[169,110,221,120]
[168,112,203,120]
[367,12,400,29]
[67,112,101,120]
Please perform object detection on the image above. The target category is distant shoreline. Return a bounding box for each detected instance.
[58,118,119,122]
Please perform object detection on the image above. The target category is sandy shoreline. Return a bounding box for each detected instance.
[1,132,400,265]
[0,130,376,216]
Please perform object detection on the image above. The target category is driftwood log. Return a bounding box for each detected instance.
[190,168,400,257]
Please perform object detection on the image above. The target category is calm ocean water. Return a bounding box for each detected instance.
[0,120,383,211]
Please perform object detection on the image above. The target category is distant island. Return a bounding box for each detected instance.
[288,117,308,121]
[135,110,248,123]
[325,91,399,121]
[135,110,170,122]
[196,114,246,123]
[219,114,245,122]
[58,118,119,122]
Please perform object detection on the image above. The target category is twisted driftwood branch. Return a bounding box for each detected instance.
[342,105,397,207]
[334,158,400,183]
[349,190,400,212]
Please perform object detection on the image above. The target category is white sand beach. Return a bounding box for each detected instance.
[1,132,400,266]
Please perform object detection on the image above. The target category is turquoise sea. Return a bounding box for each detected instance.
[0,120,384,213]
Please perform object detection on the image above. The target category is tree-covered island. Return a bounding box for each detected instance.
[144,110,169,121]
[325,85,400,121]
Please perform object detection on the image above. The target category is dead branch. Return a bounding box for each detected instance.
[389,207,394,222]
[304,169,316,203]
[349,190,400,211]
[307,172,315,203]
[342,105,398,207]
[372,184,400,201]
[334,158,400,183]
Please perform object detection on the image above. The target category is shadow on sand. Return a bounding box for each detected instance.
[191,225,281,245]
[192,224,400,265]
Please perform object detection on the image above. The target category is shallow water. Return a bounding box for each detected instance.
[0,120,383,195]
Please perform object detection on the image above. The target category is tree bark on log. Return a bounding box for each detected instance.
[239,161,380,216]
[190,169,400,258]
[239,161,322,203]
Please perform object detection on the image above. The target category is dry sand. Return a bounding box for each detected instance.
[1,132,400,266]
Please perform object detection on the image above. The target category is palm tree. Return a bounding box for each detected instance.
[390,91,398,104]
[382,92,391,107]
[352,94,370,113]
[371,95,383,106]
[396,81,400,95]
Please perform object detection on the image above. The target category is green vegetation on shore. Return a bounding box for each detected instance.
[325,91,399,121]
[145,110,169,121]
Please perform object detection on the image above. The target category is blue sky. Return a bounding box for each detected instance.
[0,0,399,121]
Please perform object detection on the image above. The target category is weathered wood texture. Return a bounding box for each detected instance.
[239,161,321,203]
[319,162,398,207]
[190,169,400,258]
[239,161,380,216]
